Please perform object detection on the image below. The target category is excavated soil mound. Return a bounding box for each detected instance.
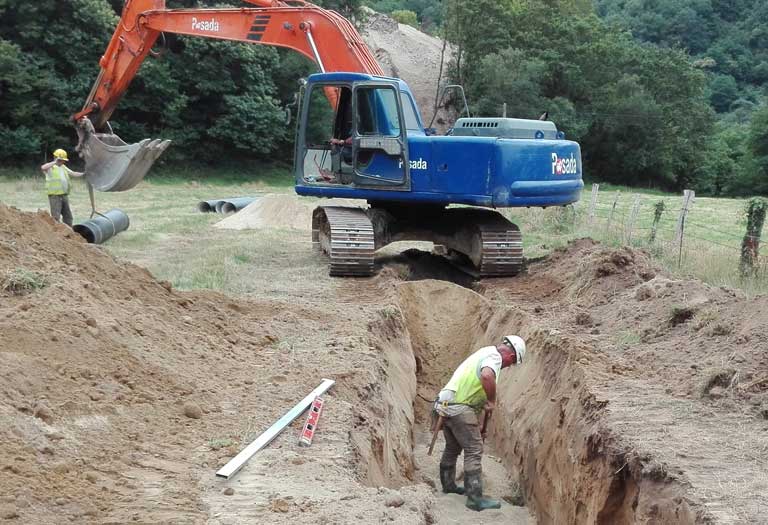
[214,194,358,231]
[0,204,439,523]
[362,10,454,132]
[486,239,768,522]
[396,279,709,523]
[214,193,312,230]
[376,248,477,290]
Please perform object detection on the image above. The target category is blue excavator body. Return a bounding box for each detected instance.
[293,72,583,277]
[294,73,583,208]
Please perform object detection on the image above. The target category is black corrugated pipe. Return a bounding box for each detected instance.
[220,197,256,214]
[73,209,130,244]
[198,199,222,213]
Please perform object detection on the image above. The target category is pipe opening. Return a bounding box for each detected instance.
[73,224,96,244]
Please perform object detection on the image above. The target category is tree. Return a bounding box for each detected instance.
[390,9,418,27]
[443,1,713,190]
[748,104,768,193]
[709,74,740,112]
[0,0,294,165]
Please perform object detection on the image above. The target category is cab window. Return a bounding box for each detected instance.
[356,87,401,137]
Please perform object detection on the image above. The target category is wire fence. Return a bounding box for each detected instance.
[535,185,768,294]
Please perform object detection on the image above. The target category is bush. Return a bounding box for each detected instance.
[390,9,418,27]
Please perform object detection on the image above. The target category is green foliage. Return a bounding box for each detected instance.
[708,74,739,112]
[595,0,768,114]
[748,104,768,193]
[1,268,48,295]
[390,9,418,27]
[0,0,303,166]
[365,0,444,31]
[740,197,767,276]
[447,1,713,190]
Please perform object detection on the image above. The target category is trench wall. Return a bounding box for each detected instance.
[350,311,419,488]
[394,280,708,524]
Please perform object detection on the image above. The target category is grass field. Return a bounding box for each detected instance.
[508,185,768,295]
[2,166,766,295]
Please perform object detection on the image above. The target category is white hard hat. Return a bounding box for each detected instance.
[502,335,526,364]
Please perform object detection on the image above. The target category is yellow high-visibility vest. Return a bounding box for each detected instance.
[45,165,71,196]
[444,347,501,409]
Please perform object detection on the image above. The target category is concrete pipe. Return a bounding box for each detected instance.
[73,209,130,244]
[220,197,256,214]
[197,199,222,213]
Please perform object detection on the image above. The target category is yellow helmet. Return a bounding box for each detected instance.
[53,149,69,161]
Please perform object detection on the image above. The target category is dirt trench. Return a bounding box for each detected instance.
[356,277,708,524]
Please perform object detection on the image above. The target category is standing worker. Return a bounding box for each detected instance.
[40,149,84,226]
[433,335,526,511]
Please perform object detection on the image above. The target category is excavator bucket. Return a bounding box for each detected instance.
[76,118,171,192]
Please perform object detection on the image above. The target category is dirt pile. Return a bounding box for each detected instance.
[214,194,358,231]
[361,10,454,132]
[0,204,439,523]
[4,197,765,523]
[486,238,768,522]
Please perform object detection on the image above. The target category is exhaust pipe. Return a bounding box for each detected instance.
[73,209,130,244]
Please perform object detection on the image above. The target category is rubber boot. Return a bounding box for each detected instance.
[439,464,465,495]
[464,470,501,511]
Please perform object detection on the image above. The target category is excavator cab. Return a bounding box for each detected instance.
[296,75,410,190]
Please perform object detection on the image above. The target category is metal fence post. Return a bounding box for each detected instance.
[606,191,620,238]
[588,184,599,225]
[625,194,641,244]
[675,190,695,267]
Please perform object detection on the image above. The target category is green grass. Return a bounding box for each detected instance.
[1,169,766,296]
[147,162,295,188]
[1,268,48,295]
[504,184,768,295]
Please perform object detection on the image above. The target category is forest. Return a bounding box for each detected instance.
[1,0,766,196]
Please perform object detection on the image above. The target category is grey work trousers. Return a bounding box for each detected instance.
[48,194,73,227]
[440,410,483,473]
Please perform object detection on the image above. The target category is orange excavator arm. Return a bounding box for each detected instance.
[76,0,382,126]
[74,0,383,191]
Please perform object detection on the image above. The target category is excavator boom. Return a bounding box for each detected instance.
[76,0,381,191]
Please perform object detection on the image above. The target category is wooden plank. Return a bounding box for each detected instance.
[216,378,335,479]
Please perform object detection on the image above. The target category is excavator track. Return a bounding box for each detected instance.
[476,216,523,277]
[312,206,375,277]
[436,208,523,278]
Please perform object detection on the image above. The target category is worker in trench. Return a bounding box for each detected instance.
[433,335,526,511]
[40,149,84,227]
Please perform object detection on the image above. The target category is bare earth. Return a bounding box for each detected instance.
[361,10,454,133]
[1,200,767,524]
